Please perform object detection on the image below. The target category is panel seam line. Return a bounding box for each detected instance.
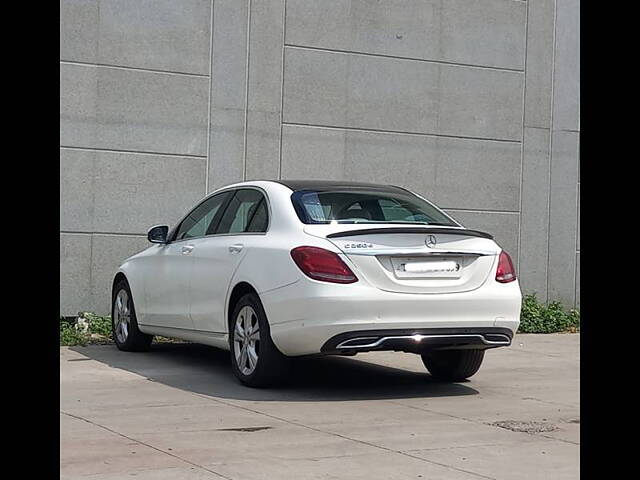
[282,122,521,144]
[60,146,206,159]
[60,60,209,78]
[283,44,524,74]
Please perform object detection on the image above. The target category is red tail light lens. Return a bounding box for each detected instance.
[290,246,358,284]
[495,250,516,283]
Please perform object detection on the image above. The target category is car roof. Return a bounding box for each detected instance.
[273,180,408,193]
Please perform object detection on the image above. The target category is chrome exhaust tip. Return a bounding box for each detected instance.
[335,333,512,351]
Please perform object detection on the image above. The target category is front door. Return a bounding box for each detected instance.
[143,191,231,329]
[141,242,194,329]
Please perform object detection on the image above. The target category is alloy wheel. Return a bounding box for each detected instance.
[233,305,260,375]
[114,289,130,343]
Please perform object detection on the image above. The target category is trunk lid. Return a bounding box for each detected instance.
[305,225,499,294]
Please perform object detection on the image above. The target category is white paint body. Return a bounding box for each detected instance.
[116,181,521,356]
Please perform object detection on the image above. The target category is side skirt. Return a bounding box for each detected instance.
[138,324,230,351]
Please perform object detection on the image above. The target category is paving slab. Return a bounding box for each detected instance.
[61,466,223,480]
[409,439,580,480]
[209,451,483,480]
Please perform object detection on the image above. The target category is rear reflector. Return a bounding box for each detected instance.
[290,246,358,284]
[495,250,516,283]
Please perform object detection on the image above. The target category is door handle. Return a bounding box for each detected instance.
[228,244,244,254]
[181,245,195,255]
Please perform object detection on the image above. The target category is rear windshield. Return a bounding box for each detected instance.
[290,189,459,226]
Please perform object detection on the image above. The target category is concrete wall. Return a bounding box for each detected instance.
[60,0,580,315]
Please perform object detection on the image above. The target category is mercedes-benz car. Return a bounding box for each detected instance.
[111,180,521,387]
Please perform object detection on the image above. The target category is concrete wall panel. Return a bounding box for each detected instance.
[60,148,206,234]
[60,64,98,149]
[518,127,551,298]
[208,0,249,190]
[286,0,526,70]
[60,64,209,156]
[547,130,579,305]
[523,0,555,128]
[60,234,92,315]
[60,0,99,64]
[575,252,580,308]
[552,0,580,132]
[282,125,521,211]
[61,0,211,75]
[245,0,285,181]
[283,48,523,141]
[90,235,150,315]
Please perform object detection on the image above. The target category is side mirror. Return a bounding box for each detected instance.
[147,225,169,244]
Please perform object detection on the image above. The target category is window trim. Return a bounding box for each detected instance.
[169,190,233,243]
[244,197,267,233]
[289,188,460,227]
[167,186,271,244]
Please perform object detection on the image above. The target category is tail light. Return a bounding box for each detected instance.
[495,250,516,283]
[290,246,358,284]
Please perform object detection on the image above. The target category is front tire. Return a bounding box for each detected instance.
[421,349,485,381]
[112,279,153,352]
[229,293,290,387]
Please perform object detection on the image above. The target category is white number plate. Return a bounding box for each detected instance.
[391,257,462,278]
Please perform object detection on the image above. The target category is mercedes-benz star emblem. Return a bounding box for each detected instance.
[425,235,437,248]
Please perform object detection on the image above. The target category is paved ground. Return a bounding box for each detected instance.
[60,334,579,480]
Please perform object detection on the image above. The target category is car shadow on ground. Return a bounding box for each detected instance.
[70,342,479,402]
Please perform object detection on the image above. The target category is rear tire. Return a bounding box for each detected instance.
[421,349,485,381]
[229,293,291,387]
[112,279,153,352]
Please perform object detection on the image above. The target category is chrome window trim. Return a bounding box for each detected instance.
[167,186,272,244]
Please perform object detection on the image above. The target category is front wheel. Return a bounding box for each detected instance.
[229,293,290,387]
[421,349,485,381]
[112,279,153,352]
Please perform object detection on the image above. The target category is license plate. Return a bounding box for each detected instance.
[391,257,462,278]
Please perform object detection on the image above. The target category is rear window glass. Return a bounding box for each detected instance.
[290,189,458,226]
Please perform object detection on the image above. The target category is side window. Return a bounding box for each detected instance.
[174,192,230,240]
[245,198,268,232]
[378,198,426,223]
[336,200,374,221]
[216,189,269,234]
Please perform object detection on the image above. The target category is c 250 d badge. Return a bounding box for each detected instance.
[343,242,374,249]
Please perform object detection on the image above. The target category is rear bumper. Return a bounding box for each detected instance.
[260,277,521,356]
[321,327,513,354]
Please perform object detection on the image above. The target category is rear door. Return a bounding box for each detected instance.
[306,225,499,294]
[188,188,269,332]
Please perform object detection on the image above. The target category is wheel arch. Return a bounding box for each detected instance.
[112,272,128,294]
[111,269,145,320]
[227,281,259,332]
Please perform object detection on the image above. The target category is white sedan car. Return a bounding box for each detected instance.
[112,180,521,387]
